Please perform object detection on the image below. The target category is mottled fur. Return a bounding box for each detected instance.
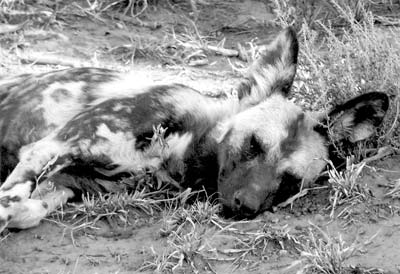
[0,68,154,179]
[0,28,389,232]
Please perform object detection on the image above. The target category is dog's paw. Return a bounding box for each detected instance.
[6,198,49,229]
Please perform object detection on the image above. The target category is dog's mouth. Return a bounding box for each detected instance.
[220,204,260,220]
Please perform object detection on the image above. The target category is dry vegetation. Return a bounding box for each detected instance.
[272,0,400,150]
[0,1,400,273]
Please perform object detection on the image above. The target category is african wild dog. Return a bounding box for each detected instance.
[0,27,388,232]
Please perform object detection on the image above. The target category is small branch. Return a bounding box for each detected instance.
[109,12,161,30]
[18,52,91,67]
[0,20,28,35]
[187,58,208,66]
[274,186,329,210]
[23,29,69,42]
[177,41,239,58]
[130,0,148,18]
[374,15,400,26]
[205,45,239,57]
[72,2,108,24]
[274,188,309,210]
[362,146,394,164]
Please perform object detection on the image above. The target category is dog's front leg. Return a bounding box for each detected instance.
[0,136,72,231]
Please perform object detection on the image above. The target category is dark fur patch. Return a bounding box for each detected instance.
[50,88,71,103]
[0,195,21,208]
[0,218,6,228]
[324,92,389,140]
[329,92,389,124]
[0,171,36,192]
[284,27,299,64]
[217,129,238,180]
[0,197,10,208]
[58,85,217,154]
[272,172,302,205]
[314,92,389,168]
[57,85,175,143]
[134,117,186,151]
[0,91,10,103]
[46,168,107,199]
[236,78,256,101]
[43,163,140,203]
[258,27,298,96]
[259,28,298,67]
[240,134,265,162]
[182,136,219,191]
[281,113,304,158]
[1,145,20,181]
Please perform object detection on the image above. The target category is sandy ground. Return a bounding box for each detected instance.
[0,1,400,273]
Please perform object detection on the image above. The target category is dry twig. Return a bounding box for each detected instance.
[0,20,28,34]
[18,52,91,67]
[108,12,161,30]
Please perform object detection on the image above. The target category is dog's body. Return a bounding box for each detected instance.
[0,68,154,180]
[0,28,389,232]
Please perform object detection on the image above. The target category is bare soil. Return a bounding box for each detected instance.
[0,1,400,273]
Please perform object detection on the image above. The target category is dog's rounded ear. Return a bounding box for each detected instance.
[327,92,389,143]
[236,27,299,107]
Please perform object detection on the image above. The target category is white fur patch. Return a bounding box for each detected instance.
[89,70,163,105]
[89,123,149,174]
[6,198,48,229]
[0,135,71,190]
[0,182,32,199]
[85,124,193,176]
[38,82,87,128]
[278,126,327,183]
[163,132,193,160]
[161,86,240,125]
[18,135,69,167]
[352,122,375,142]
[216,94,302,161]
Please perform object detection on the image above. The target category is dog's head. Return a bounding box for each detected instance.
[212,26,388,218]
[214,91,388,218]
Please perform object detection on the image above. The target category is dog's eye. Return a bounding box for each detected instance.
[241,135,264,161]
[250,135,263,152]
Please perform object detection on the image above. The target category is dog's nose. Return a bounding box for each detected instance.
[232,189,260,217]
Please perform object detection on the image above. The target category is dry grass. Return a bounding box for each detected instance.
[273,0,400,158]
[268,3,400,272]
[271,0,400,30]
[327,158,372,219]
[47,191,159,233]
[272,0,400,227]
[294,223,384,274]
[223,223,299,270]
[299,224,359,274]
[385,178,400,199]
[142,204,384,273]
[142,200,301,273]
[141,197,222,273]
